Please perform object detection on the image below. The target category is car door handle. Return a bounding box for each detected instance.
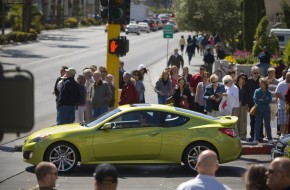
[149,132,160,136]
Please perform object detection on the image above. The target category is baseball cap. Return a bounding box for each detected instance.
[65,68,76,75]
[94,164,118,184]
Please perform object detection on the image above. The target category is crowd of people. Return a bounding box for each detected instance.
[52,50,290,145]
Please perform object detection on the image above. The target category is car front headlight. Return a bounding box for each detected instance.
[29,134,51,143]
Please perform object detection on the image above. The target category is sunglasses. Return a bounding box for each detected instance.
[224,81,230,85]
[200,68,205,70]
[253,72,259,74]
[212,81,218,83]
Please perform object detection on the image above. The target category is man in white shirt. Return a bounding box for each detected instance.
[176,150,231,190]
[219,75,239,116]
[275,72,290,138]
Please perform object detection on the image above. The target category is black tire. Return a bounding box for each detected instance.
[45,142,79,173]
[183,142,217,172]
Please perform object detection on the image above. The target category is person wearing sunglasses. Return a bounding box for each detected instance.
[246,66,264,142]
[234,73,248,141]
[33,161,58,190]
[266,157,290,190]
[203,74,226,117]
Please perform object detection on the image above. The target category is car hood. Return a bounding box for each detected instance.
[27,123,84,139]
[217,116,238,126]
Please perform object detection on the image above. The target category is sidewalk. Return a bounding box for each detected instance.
[147,52,277,155]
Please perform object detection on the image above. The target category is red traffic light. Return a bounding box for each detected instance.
[108,37,129,56]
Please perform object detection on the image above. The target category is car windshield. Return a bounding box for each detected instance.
[85,108,121,128]
[175,107,219,120]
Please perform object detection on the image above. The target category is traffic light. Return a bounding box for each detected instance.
[0,65,34,138]
[100,0,109,20]
[109,0,131,24]
[108,36,129,56]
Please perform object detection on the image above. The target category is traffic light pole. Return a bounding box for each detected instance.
[106,24,121,108]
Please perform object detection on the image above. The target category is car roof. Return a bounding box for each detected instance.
[138,22,147,25]
[117,104,218,120]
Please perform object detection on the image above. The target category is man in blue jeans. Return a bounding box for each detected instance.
[57,68,80,125]
[257,46,271,77]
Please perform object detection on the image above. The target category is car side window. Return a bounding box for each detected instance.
[163,113,189,127]
[108,111,157,129]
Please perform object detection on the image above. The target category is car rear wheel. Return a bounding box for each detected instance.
[45,142,79,173]
[183,142,216,172]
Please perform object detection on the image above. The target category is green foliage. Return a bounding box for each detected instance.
[44,24,58,30]
[281,0,290,28]
[148,7,170,14]
[0,31,37,44]
[80,18,100,26]
[252,16,280,56]
[243,0,266,51]
[173,0,242,49]
[64,17,78,28]
[284,38,290,65]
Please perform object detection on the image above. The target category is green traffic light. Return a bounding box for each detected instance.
[111,8,124,20]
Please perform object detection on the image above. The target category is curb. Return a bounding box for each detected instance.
[242,144,273,155]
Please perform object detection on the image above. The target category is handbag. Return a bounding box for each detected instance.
[286,102,290,114]
[250,105,257,116]
[165,96,175,105]
[179,98,190,109]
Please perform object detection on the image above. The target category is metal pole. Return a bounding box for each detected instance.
[166,38,169,65]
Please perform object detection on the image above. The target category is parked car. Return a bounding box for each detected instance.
[125,24,140,35]
[271,134,290,159]
[167,20,178,33]
[156,19,164,30]
[144,19,158,31]
[158,14,170,24]
[23,104,241,173]
[137,22,150,33]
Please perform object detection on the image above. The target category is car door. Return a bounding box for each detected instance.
[92,110,162,161]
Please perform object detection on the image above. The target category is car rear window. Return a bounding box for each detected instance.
[175,107,218,120]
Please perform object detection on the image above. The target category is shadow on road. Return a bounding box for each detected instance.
[38,34,83,41]
[25,164,244,178]
[0,49,47,59]
[50,45,89,49]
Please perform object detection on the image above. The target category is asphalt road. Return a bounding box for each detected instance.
[0,26,273,190]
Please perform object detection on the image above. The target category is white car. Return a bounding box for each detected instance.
[137,22,150,33]
[125,24,140,35]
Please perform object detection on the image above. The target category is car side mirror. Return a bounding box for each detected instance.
[102,123,112,130]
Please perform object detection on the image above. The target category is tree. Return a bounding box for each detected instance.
[243,0,266,51]
[173,0,242,49]
[281,0,290,28]
[252,16,279,56]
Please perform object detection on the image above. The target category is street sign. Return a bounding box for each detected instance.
[163,24,174,38]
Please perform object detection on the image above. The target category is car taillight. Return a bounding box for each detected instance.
[152,24,155,26]
[218,128,237,138]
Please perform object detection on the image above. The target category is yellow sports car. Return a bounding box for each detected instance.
[23,104,241,172]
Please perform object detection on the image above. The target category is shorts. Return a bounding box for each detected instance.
[278,109,289,125]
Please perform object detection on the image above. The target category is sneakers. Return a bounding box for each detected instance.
[268,140,274,144]
[252,140,258,145]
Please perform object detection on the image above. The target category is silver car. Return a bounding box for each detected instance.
[271,134,290,159]
[125,24,140,35]
[137,22,150,33]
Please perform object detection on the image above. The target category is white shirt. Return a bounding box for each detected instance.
[275,80,289,109]
[226,84,239,108]
[176,174,232,190]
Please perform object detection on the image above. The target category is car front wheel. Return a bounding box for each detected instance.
[183,142,216,172]
[45,142,79,172]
